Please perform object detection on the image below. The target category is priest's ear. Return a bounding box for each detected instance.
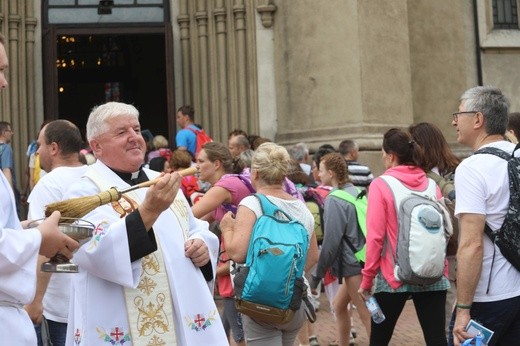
[90,139,102,155]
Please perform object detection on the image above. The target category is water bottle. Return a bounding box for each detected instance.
[365,295,385,324]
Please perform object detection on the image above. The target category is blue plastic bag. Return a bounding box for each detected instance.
[462,335,483,346]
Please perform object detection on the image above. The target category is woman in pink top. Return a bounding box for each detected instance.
[192,142,253,346]
[358,128,449,346]
[192,142,254,222]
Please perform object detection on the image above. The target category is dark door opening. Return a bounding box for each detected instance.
[55,34,169,141]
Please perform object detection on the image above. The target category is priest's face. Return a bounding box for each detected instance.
[91,114,146,172]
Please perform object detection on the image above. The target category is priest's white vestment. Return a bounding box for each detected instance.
[64,161,227,346]
[0,171,41,345]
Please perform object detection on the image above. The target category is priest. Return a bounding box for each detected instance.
[63,102,227,346]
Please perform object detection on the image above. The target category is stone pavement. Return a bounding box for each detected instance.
[216,293,429,345]
[300,293,426,346]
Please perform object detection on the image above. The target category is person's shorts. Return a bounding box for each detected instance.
[221,297,245,342]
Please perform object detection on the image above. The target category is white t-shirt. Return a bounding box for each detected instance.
[27,165,89,323]
[239,194,315,240]
[455,140,520,302]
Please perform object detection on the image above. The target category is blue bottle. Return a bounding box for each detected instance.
[365,296,386,324]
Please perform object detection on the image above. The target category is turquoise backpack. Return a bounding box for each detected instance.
[233,193,309,324]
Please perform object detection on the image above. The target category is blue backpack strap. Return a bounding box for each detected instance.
[254,193,299,223]
[254,193,278,217]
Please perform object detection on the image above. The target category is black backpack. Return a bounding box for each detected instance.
[474,143,520,273]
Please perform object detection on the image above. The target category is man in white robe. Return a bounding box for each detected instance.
[63,102,227,346]
[0,32,79,346]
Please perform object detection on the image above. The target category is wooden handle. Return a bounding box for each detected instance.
[120,166,199,193]
[131,177,161,189]
[178,166,199,177]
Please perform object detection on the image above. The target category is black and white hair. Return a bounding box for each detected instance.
[460,86,510,136]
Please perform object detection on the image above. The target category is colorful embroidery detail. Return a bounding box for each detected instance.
[96,326,131,345]
[93,220,109,236]
[87,220,110,249]
[111,196,139,218]
[184,310,217,332]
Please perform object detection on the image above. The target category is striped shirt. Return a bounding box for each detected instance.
[347,160,373,189]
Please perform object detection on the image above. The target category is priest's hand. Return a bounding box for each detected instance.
[140,172,182,230]
[37,211,80,259]
[185,238,210,267]
[20,219,31,229]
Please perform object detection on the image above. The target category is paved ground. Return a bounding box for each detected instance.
[303,293,426,345]
[217,292,427,345]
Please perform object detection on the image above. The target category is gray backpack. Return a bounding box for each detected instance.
[381,175,453,285]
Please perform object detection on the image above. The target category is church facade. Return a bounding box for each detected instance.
[1,0,519,185]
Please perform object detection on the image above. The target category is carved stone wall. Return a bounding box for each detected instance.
[175,0,261,142]
[3,0,520,184]
[0,0,39,192]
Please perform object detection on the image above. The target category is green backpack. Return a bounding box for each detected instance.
[329,188,368,264]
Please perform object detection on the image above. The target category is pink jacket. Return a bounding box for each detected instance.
[360,165,446,290]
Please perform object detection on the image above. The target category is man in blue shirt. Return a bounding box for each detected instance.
[175,105,201,157]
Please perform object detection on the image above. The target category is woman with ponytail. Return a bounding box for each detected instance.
[192,141,252,222]
[358,128,449,345]
[191,141,252,346]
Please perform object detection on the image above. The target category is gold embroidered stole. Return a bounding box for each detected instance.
[86,170,190,346]
[123,189,193,346]
[126,248,176,346]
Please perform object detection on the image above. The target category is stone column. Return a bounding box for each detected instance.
[214,0,229,140]
[195,0,210,128]
[174,0,260,142]
[0,0,38,193]
[177,0,192,106]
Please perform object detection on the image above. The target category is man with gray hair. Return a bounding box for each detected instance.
[451,86,520,345]
[62,101,226,345]
[228,132,251,158]
[338,139,373,190]
[289,142,311,175]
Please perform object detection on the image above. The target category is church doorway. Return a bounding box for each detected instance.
[43,31,174,142]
